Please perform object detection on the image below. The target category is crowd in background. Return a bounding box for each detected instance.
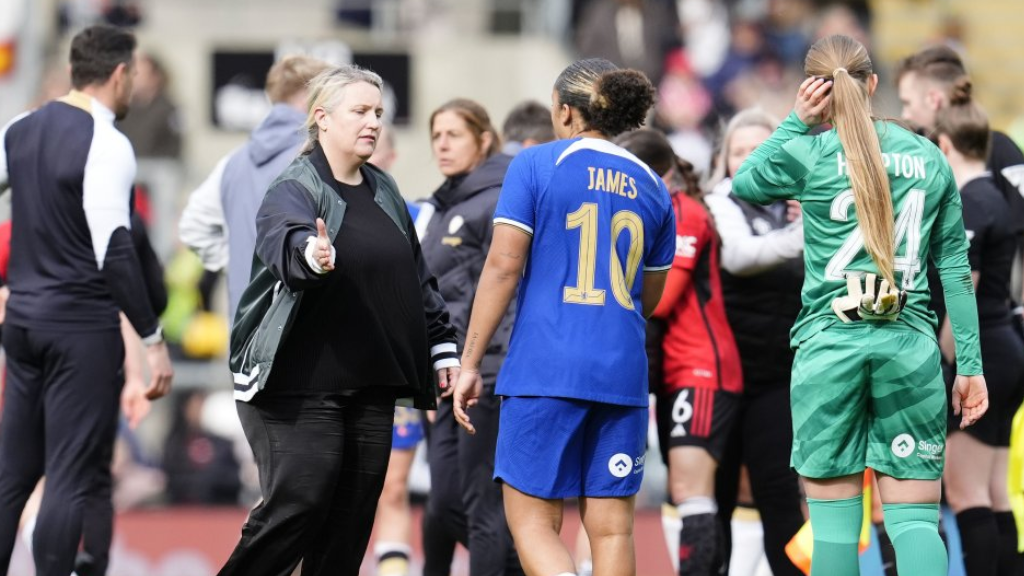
[3,1,1022,575]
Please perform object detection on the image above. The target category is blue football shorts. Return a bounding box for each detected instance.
[494,396,648,499]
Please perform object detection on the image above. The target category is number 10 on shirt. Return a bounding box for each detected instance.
[563,202,645,310]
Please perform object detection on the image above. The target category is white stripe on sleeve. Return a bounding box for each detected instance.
[493,217,534,235]
[83,109,136,269]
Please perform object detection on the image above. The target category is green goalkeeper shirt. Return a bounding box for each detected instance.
[732,111,983,376]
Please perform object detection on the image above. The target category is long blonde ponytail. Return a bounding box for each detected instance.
[807,35,894,287]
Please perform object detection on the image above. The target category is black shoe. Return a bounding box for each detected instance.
[74,551,98,576]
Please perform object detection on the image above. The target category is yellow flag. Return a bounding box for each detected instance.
[1009,404,1024,551]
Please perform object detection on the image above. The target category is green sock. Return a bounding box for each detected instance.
[807,495,863,576]
[882,503,947,576]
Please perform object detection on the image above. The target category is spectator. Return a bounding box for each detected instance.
[179,55,331,321]
[117,51,182,159]
[162,391,242,505]
[576,0,680,86]
[501,100,554,156]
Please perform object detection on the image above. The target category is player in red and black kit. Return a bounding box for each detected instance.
[618,129,742,576]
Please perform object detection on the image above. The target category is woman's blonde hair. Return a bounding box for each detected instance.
[806,35,894,287]
[709,108,779,187]
[301,64,384,154]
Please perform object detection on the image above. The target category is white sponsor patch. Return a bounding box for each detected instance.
[608,453,633,478]
[891,433,915,458]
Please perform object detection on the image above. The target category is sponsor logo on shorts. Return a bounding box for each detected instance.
[608,453,633,478]
[916,439,944,461]
[891,433,915,458]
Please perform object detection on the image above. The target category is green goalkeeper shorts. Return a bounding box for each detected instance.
[790,322,946,480]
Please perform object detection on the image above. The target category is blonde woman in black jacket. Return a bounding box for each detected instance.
[220,65,458,576]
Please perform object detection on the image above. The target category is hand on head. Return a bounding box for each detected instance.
[795,76,833,127]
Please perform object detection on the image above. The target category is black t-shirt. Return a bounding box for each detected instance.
[988,131,1024,236]
[961,174,1016,326]
[264,177,429,398]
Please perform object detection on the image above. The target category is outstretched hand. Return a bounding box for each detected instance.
[952,374,988,429]
[794,76,833,127]
[315,218,335,272]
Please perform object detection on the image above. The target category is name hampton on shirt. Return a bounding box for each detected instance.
[587,167,638,199]
[836,152,927,180]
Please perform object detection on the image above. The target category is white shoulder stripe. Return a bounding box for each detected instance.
[82,104,136,269]
[555,138,660,185]
[494,217,534,235]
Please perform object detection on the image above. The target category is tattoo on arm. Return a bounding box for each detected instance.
[465,332,479,359]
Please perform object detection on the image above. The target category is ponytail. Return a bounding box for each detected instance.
[831,67,895,287]
[807,35,894,287]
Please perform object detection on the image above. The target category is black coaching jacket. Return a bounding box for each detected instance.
[418,153,514,387]
[229,144,457,407]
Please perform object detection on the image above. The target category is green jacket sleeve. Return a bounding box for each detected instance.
[732,111,815,205]
[931,172,982,375]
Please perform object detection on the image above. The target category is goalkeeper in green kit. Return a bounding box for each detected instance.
[732,35,989,576]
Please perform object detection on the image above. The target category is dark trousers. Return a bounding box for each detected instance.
[218,393,394,576]
[716,384,806,576]
[423,391,523,576]
[77,413,117,576]
[0,326,124,576]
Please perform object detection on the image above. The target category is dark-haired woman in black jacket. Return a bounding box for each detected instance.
[418,98,524,576]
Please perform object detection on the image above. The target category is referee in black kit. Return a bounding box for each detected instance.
[0,25,173,576]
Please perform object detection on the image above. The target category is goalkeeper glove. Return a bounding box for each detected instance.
[831,273,907,323]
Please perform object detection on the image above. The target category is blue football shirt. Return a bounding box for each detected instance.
[493,138,675,407]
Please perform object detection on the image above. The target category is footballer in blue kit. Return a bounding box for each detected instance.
[490,137,674,498]
[453,58,672,576]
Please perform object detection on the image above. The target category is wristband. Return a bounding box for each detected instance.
[141,326,164,347]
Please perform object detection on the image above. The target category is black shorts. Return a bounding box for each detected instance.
[947,323,1024,446]
[656,387,739,464]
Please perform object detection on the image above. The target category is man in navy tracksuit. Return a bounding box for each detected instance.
[0,25,173,576]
